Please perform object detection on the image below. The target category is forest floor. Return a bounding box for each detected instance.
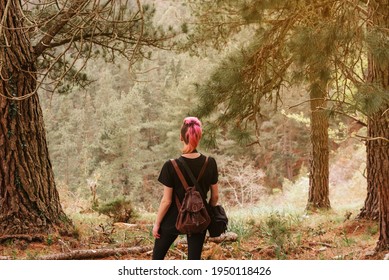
[0,211,388,260]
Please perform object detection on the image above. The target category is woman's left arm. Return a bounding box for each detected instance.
[152,186,173,239]
[209,183,219,206]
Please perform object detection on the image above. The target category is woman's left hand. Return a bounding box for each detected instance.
[152,224,160,239]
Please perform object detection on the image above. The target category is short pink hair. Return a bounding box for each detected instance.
[181,117,202,153]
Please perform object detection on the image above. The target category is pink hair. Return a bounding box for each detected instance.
[181,117,202,153]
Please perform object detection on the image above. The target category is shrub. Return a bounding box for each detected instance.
[94,198,137,223]
[260,212,300,259]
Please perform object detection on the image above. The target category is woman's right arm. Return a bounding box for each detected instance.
[209,184,219,206]
[152,186,173,239]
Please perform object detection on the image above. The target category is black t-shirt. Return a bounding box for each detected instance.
[157,154,218,234]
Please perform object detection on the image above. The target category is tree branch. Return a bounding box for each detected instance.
[128,0,144,66]
[33,0,89,57]
[355,135,389,143]
[317,106,367,127]
[0,0,12,47]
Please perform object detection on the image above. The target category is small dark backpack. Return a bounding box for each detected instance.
[208,205,228,237]
[171,158,211,235]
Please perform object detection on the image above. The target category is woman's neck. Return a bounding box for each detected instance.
[181,149,200,158]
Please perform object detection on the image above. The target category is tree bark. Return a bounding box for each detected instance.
[369,108,389,251]
[306,84,331,211]
[360,0,389,251]
[0,1,72,237]
[357,187,379,220]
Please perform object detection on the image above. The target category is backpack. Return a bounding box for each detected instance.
[170,158,211,235]
[208,205,228,237]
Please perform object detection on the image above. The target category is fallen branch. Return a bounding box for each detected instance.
[308,241,335,248]
[300,245,315,251]
[0,234,45,243]
[113,223,152,229]
[207,232,238,244]
[37,245,153,260]
[176,232,238,246]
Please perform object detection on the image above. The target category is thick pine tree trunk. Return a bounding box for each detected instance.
[359,0,389,251]
[368,108,389,251]
[0,1,72,238]
[357,189,379,220]
[306,84,331,211]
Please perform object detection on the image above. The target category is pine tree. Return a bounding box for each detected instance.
[0,0,169,239]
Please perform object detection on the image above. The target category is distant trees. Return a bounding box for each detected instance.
[0,0,168,238]
[185,0,388,251]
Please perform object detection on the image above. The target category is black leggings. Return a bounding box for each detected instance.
[152,231,206,260]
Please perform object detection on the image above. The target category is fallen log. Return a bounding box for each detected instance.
[207,232,238,243]
[0,234,45,243]
[37,245,153,260]
[177,232,238,245]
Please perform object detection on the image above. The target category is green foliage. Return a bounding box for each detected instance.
[341,231,357,247]
[365,28,389,70]
[366,224,379,236]
[228,218,253,239]
[354,84,389,115]
[195,48,252,118]
[260,212,300,259]
[46,235,54,246]
[230,126,254,146]
[94,198,137,223]
[181,23,188,33]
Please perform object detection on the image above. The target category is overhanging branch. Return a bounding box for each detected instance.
[33,0,90,57]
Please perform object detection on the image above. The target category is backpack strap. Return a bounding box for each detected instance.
[170,159,190,191]
[197,156,209,182]
[177,156,209,203]
[170,159,189,210]
[170,157,209,210]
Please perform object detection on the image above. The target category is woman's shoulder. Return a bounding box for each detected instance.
[161,159,175,171]
[202,154,217,166]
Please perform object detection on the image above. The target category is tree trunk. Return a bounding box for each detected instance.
[0,1,72,238]
[306,83,331,211]
[361,0,389,251]
[369,108,389,251]
[357,188,379,220]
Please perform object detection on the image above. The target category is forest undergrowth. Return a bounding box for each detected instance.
[0,199,385,260]
[0,181,387,260]
[1,142,387,260]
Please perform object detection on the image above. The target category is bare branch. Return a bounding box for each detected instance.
[128,0,144,66]
[355,135,389,143]
[33,0,90,57]
[289,98,330,110]
[317,106,367,127]
[0,0,12,47]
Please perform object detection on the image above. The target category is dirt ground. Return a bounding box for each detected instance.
[0,218,387,260]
